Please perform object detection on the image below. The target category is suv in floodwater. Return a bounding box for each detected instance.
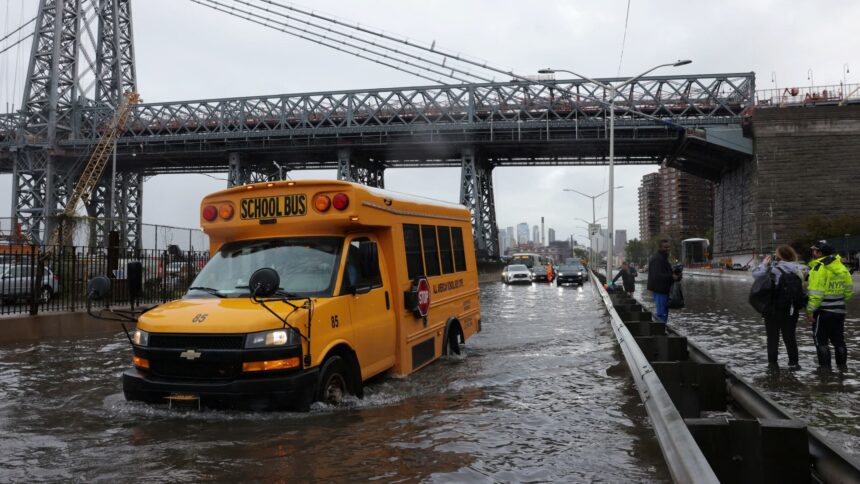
[0,265,61,304]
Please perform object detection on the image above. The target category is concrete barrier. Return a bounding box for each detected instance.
[0,310,134,345]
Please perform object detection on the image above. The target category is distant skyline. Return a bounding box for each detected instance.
[2,0,858,242]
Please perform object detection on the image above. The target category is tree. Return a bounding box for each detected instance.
[624,238,648,265]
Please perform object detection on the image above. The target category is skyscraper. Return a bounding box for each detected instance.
[533,225,540,246]
[506,226,515,250]
[614,229,627,256]
[548,228,556,244]
[517,223,530,246]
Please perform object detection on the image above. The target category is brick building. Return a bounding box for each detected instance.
[638,166,714,242]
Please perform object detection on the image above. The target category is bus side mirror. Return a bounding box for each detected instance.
[249,268,280,298]
[87,276,111,301]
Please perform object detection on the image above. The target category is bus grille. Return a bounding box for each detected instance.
[149,359,242,380]
[149,334,244,350]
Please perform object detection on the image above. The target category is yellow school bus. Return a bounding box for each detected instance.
[123,180,481,410]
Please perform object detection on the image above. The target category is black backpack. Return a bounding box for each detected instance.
[749,267,805,317]
[771,268,805,316]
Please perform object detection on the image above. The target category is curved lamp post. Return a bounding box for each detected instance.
[543,60,692,280]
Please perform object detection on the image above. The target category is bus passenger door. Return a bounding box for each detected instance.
[341,236,396,378]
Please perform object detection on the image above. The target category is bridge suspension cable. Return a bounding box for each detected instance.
[190,0,459,85]
[224,0,494,84]
[233,0,685,125]
[0,16,34,47]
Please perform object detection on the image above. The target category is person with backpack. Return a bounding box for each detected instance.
[806,240,854,369]
[751,245,805,369]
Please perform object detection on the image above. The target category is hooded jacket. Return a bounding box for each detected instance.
[751,260,802,285]
[807,255,854,314]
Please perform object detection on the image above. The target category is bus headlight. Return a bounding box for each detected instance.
[132,329,149,346]
[245,329,300,348]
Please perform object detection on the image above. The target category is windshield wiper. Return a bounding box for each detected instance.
[235,285,300,299]
[188,286,227,298]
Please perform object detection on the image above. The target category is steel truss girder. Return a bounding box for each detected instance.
[59,73,754,144]
[460,147,498,258]
[336,149,386,188]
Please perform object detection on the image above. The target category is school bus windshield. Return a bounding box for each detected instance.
[187,236,343,298]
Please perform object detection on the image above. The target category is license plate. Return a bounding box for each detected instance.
[240,195,307,220]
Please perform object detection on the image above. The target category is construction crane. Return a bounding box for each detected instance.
[47,91,140,249]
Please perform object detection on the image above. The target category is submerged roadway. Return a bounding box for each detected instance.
[2,274,859,481]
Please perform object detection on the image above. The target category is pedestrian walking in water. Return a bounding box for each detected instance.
[807,241,854,369]
[647,239,677,322]
[751,245,805,369]
[612,261,636,295]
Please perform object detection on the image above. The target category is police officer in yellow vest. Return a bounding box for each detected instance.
[806,240,854,369]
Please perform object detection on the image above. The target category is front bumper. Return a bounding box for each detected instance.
[124,342,317,410]
[123,367,319,410]
[557,274,584,284]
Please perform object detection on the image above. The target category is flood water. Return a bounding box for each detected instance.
[0,282,670,482]
[633,272,860,457]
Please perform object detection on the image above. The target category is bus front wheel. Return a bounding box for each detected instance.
[316,355,351,405]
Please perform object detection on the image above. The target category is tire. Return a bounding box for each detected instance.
[315,355,352,405]
[39,286,53,304]
[443,327,461,356]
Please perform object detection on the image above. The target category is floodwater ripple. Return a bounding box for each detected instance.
[0,282,670,482]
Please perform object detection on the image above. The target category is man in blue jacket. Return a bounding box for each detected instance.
[647,239,677,322]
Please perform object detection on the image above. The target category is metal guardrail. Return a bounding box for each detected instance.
[589,272,719,483]
[680,328,860,483]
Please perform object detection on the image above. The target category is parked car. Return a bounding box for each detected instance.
[501,264,532,284]
[0,265,61,303]
[731,263,748,271]
[556,264,586,285]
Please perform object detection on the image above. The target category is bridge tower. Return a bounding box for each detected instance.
[460,147,499,258]
[12,0,140,248]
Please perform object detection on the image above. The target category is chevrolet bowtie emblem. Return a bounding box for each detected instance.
[180,349,202,361]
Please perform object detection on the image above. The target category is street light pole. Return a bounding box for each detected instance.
[544,59,692,282]
[565,188,618,270]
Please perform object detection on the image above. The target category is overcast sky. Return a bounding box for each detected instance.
[2,0,859,243]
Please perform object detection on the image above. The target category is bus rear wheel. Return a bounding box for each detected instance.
[316,355,351,405]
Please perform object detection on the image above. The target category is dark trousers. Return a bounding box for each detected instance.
[764,313,799,365]
[812,311,848,367]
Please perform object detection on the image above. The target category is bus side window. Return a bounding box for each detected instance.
[341,238,382,295]
[437,226,455,274]
[421,225,441,277]
[403,224,424,279]
[451,227,467,272]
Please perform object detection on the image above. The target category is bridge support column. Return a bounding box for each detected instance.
[228,153,283,186]
[337,149,385,188]
[459,147,499,258]
[12,150,67,245]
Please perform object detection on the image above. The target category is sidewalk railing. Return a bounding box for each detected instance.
[0,243,210,316]
[756,83,860,107]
